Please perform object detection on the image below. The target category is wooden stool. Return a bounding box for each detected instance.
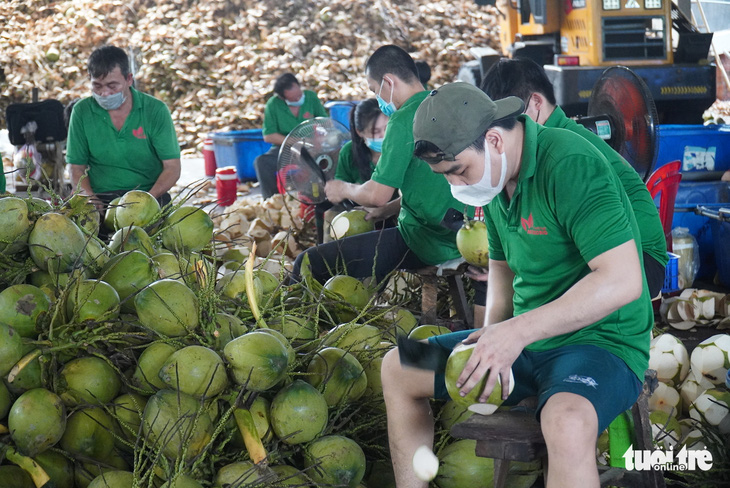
[450,370,666,488]
[414,264,473,328]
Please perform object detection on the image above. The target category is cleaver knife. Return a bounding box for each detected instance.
[397,335,450,372]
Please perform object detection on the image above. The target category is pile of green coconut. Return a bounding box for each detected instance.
[0,189,524,488]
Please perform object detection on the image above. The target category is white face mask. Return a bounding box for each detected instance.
[450,136,508,207]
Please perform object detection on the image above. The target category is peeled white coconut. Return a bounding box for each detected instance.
[329,210,375,240]
[689,333,730,385]
[648,382,681,417]
[689,388,730,434]
[412,445,439,481]
[649,410,682,450]
[649,333,690,386]
[679,372,712,416]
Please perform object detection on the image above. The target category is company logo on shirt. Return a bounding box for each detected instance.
[303,112,312,119]
[521,213,548,235]
[133,126,147,139]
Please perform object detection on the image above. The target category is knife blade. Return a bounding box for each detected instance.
[397,335,450,372]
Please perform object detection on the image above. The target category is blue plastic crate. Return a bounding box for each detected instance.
[655,124,730,174]
[324,101,359,130]
[209,129,272,182]
[670,181,730,280]
[662,252,680,294]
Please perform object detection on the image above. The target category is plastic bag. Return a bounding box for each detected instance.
[13,143,43,183]
[671,227,700,289]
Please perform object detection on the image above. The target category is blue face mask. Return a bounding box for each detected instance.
[376,78,396,117]
[93,91,126,111]
[365,137,384,153]
[286,93,305,107]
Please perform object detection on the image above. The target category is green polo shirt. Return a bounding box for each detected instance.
[335,141,375,184]
[484,116,652,380]
[66,87,180,194]
[544,106,667,266]
[262,90,328,138]
[371,91,462,265]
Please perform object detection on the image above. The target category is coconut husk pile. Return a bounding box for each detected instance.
[661,288,730,331]
[0,0,499,153]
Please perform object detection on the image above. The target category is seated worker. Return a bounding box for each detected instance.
[323,98,398,241]
[481,57,667,298]
[66,45,181,209]
[381,82,652,487]
[254,73,328,199]
[292,45,487,325]
[415,60,431,90]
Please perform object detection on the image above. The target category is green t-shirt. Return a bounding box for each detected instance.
[335,141,375,184]
[371,91,462,265]
[484,116,652,380]
[66,88,180,194]
[262,90,328,139]
[544,106,668,266]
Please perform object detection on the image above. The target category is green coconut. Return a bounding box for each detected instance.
[0,284,51,337]
[160,475,204,488]
[158,345,229,398]
[0,466,34,488]
[0,322,24,377]
[152,252,191,281]
[35,449,75,488]
[28,212,86,272]
[131,342,179,393]
[323,275,371,321]
[408,324,452,341]
[111,393,148,447]
[213,461,269,487]
[434,439,495,488]
[270,464,313,487]
[303,435,366,488]
[224,331,290,391]
[8,388,66,456]
[257,328,296,366]
[214,312,248,347]
[142,390,213,462]
[161,206,214,252]
[306,347,368,407]
[322,322,381,361]
[99,250,158,313]
[88,471,134,488]
[0,196,31,254]
[270,380,329,445]
[57,356,121,406]
[456,219,489,267]
[270,314,318,342]
[444,343,514,415]
[134,279,199,337]
[0,381,11,419]
[329,209,375,240]
[114,190,160,229]
[63,193,100,237]
[109,225,156,256]
[103,196,122,231]
[5,344,42,394]
[60,407,115,461]
[66,279,120,323]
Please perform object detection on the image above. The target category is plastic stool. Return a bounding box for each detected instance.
[646,161,682,250]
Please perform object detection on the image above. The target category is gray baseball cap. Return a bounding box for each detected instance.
[413,82,524,160]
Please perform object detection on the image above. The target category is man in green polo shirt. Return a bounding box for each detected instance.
[66,45,181,209]
[379,82,652,488]
[481,57,667,297]
[292,45,487,323]
[255,73,328,199]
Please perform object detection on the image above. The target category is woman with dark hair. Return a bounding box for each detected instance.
[254,72,328,199]
[322,99,399,240]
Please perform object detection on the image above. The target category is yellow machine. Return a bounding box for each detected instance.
[470,0,715,123]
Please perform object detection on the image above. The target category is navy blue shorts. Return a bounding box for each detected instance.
[429,330,641,433]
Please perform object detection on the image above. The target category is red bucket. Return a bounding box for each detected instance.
[215,166,238,206]
[203,138,217,178]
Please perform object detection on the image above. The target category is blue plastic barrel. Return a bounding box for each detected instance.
[209,129,272,182]
[325,101,359,130]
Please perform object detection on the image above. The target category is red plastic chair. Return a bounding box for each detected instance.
[646,160,682,250]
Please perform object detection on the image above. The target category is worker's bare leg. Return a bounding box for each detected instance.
[381,348,437,488]
[473,304,485,328]
[540,392,600,488]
